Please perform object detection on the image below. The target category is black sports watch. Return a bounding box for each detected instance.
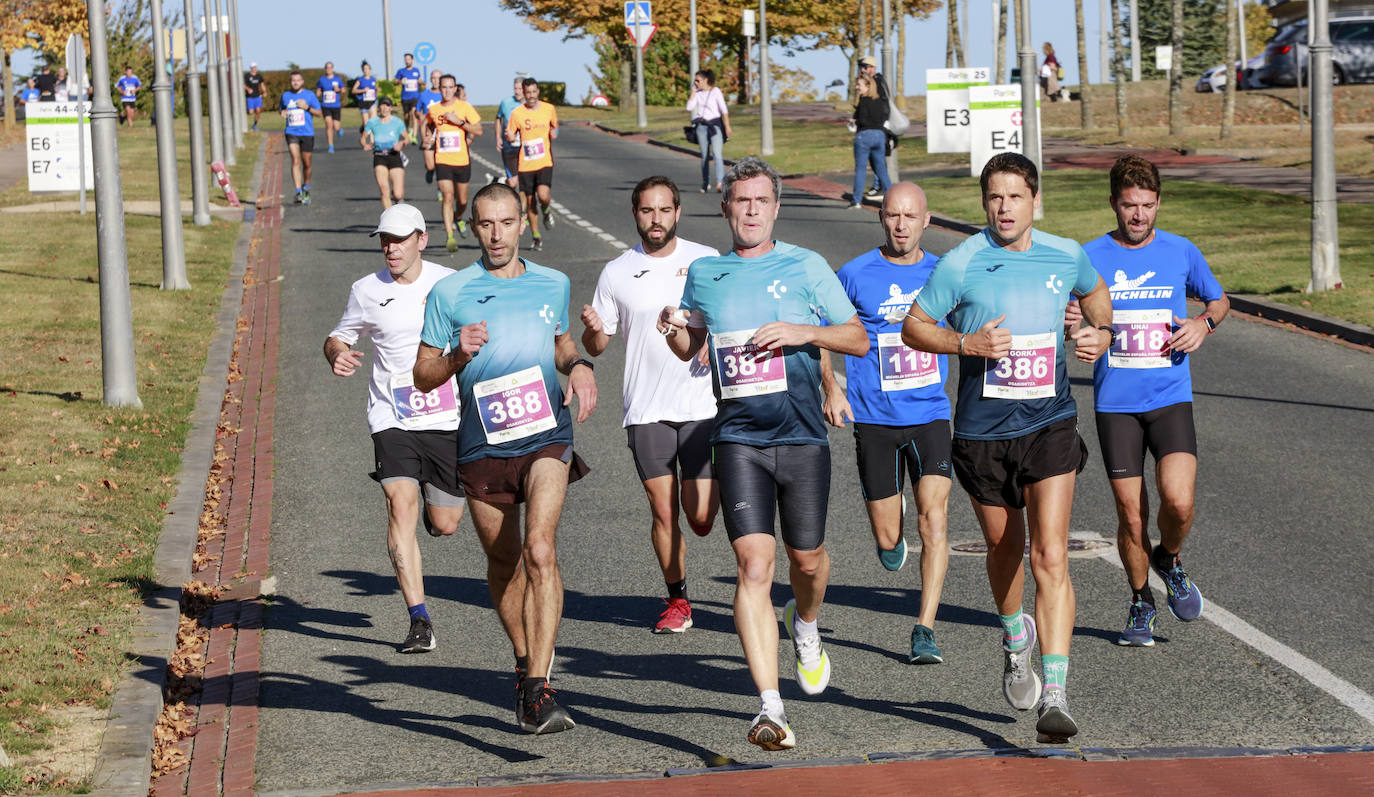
[570,358,595,372]
[1096,325,1117,347]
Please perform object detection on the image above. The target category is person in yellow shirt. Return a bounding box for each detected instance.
[504,77,559,252]
[425,74,483,253]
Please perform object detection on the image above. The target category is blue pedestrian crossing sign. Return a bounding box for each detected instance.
[625,1,655,49]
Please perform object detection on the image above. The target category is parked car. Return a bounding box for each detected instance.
[1196,54,1266,92]
[1255,16,1374,86]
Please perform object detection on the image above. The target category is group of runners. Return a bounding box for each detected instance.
[321,119,1225,748]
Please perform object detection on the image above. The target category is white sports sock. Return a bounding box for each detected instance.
[760,689,783,716]
[793,613,818,638]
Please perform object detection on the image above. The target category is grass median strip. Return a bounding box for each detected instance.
[0,135,257,789]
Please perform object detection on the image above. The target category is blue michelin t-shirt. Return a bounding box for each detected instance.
[916,228,1099,441]
[395,67,422,99]
[316,75,344,108]
[279,90,320,136]
[420,260,573,464]
[416,88,442,119]
[496,95,523,151]
[364,116,406,152]
[22,88,40,102]
[354,76,378,102]
[1083,229,1225,414]
[836,248,950,427]
[116,75,141,100]
[680,241,858,448]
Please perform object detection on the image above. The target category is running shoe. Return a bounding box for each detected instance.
[1002,615,1041,710]
[1035,687,1079,743]
[908,624,943,664]
[251,124,258,132]
[400,152,409,168]
[847,203,863,210]
[301,189,311,206]
[446,232,457,253]
[542,206,555,229]
[519,682,575,734]
[293,190,303,205]
[425,169,434,184]
[457,219,469,239]
[1152,545,1204,621]
[878,536,907,571]
[400,616,435,654]
[531,235,543,252]
[653,597,693,634]
[783,599,831,695]
[1117,599,1157,647]
[514,647,556,726]
[328,144,335,154]
[747,708,795,751]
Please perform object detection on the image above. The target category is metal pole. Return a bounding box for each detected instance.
[882,0,898,182]
[70,36,88,215]
[1099,0,1110,84]
[228,0,245,140]
[86,0,142,408]
[1238,0,1247,67]
[203,1,225,166]
[634,33,646,128]
[383,0,395,79]
[1017,0,1041,216]
[211,0,235,165]
[1129,0,1140,81]
[689,0,699,81]
[185,0,211,225]
[991,0,999,80]
[759,0,773,155]
[150,0,189,289]
[1308,0,1341,293]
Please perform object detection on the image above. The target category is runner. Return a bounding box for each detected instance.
[115,66,141,128]
[352,61,378,131]
[1069,154,1228,646]
[315,62,345,153]
[361,97,409,208]
[819,181,953,664]
[414,182,596,735]
[394,53,423,141]
[494,77,524,190]
[20,78,39,105]
[901,152,1113,743]
[425,73,482,253]
[659,157,868,751]
[280,70,323,205]
[244,62,265,132]
[581,175,720,633]
[323,203,464,654]
[504,78,558,252]
[417,69,444,186]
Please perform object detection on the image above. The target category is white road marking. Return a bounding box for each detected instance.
[469,151,629,251]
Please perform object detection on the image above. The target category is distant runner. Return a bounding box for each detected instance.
[394,53,423,140]
[315,61,345,153]
[425,74,482,253]
[494,77,525,190]
[352,61,378,130]
[280,70,323,205]
[504,78,558,252]
[244,62,265,132]
[361,97,409,208]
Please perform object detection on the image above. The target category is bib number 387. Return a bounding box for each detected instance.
[713,329,786,399]
[982,332,1056,399]
[473,365,556,445]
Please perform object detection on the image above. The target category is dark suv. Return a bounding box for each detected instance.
[1256,16,1374,85]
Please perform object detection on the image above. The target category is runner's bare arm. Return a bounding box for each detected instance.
[579,304,611,356]
[658,306,706,361]
[555,331,597,423]
[414,321,487,392]
[753,315,868,357]
[323,337,364,377]
[1170,294,1230,354]
[903,305,1011,359]
[1069,276,1113,362]
[818,349,854,428]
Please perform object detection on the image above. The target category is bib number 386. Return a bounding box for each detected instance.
[982,332,1056,399]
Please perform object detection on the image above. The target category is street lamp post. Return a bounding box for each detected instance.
[1308,0,1341,292]
[185,0,212,226]
[759,0,773,155]
[203,0,225,166]
[689,0,699,80]
[1017,0,1042,216]
[211,0,235,165]
[149,0,189,289]
[383,0,395,78]
[228,0,245,141]
[881,0,898,182]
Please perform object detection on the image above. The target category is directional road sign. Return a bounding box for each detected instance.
[625,1,656,50]
[413,41,436,65]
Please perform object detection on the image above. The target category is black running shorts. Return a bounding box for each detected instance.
[1095,402,1198,480]
[284,133,314,152]
[518,166,554,194]
[714,443,830,551]
[853,419,953,501]
[951,418,1088,509]
[625,419,714,482]
[370,428,463,506]
[435,163,471,184]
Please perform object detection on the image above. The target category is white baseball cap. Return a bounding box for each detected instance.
[370,204,426,237]
[249,61,257,68]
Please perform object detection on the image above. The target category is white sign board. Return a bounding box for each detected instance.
[26,102,93,192]
[968,84,1039,177]
[1155,45,1173,72]
[925,67,990,153]
[742,8,756,38]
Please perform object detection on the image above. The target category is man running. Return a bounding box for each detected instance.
[244,62,265,131]
[414,182,596,735]
[494,77,525,190]
[504,78,558,252]
[417,69,444,186]
[324,203,464,654]
[659,157,868,751]
[280,70,323,205]
[395,53,423,140]
[315,61,345,153]
[819,181,953,664]
[115,66,141,128]
[581,176,720,634]
[353,61,378,131]
[1070,154,1227,646]
[425,74,482,253]
[901,152,1112,743]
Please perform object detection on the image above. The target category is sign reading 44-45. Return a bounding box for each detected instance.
[26,102,93,193]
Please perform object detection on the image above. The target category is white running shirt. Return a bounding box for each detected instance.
[591,238,720,427]
[329,260,459,434]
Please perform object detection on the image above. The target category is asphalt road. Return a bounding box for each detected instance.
[255,124,1374,794]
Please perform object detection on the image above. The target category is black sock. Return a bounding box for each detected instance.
[667,579,687,601]
[522,676,547,700]
[515,655,529,676]
[1152,544,1177,572]
[1132,584,1157,607]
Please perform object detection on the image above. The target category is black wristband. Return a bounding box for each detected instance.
[1096,324,1117,347]
[570,357,594,372]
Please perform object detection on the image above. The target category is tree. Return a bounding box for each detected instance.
[1,0,90,125]
[1076,0,1091,129]
[1134,0,1225,79]
[1243,0,1275,59]
[1220,0,1236,138]
[995,0,1008,82]
[946,0,964,68]
[1112,0,1129,136]
[1168,0,1183,135]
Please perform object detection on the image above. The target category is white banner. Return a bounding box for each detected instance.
[968,84,1039,177]
[26,102,94,192]
[924,67,989,154]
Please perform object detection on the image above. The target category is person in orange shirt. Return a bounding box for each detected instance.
[504,77,559,252]
[425,74,483,253]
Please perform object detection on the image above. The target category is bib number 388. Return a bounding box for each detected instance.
[982,332,1056,399]
[473,365,556,444]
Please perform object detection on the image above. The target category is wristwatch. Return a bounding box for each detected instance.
[571,358,595,372]
[1201,315,1217,333]
[1096,325,1117,347]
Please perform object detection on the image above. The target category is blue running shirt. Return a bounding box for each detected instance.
[679,241,858,447]
[1083,229,1225,413]
[496,95,523,152]
[279,90,320,136]
[316,75,344,108]
[395,67,422,99]
[355,76,378,102]
[420,260,573,463]
[916,228,1099,441]
[115,75,141,100]
[836,248,950,427]
[364,116,406,152]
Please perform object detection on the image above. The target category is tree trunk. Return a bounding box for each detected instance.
[856,0,869,101]
[1112,0,1129,136]
[995,0,1008,82]
[2,51,13,128]
[1169,0,1184,135]
[946,0,962,68]
[619,46,633,111]
[1014,0,1025,75]
[1220,0,1237,138]
[897,4,906,110]
[1076,0,1091,128]
[737,39,750,105]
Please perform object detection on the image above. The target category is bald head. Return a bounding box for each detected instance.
[879,182,932,262]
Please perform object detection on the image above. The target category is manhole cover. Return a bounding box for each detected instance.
[950,538,1114,556]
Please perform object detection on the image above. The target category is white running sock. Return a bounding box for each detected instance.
[793,613,818,639]
[760,689,784,716]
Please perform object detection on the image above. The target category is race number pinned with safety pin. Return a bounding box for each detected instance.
[877,332,939,392]
[982,332,1055,399]
[522,137,547,160]
[390,374,460,428]
[713,329,786,399]
[1108,308,1172,369]
[473,365,556,444]
[437,131,464,153]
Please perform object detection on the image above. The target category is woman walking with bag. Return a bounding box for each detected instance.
[686,70,732,193]
[850,75,892,209]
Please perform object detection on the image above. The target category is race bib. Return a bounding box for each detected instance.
[437,131,463,153]
[323,90,337,104]
[713,329,786,399]
[286,107,306,127]
[403,78,418,93]
[363,88,376,101]
[473,365,556,445]
[877,332,939,392]
[522,137,546,160]
[390,374,459,429]
[982,332,1056,399]
[1109,308,1172,369]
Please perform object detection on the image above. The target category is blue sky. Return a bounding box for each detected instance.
[13,2,1153,105]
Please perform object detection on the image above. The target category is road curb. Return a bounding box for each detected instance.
[88,135,270,797]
